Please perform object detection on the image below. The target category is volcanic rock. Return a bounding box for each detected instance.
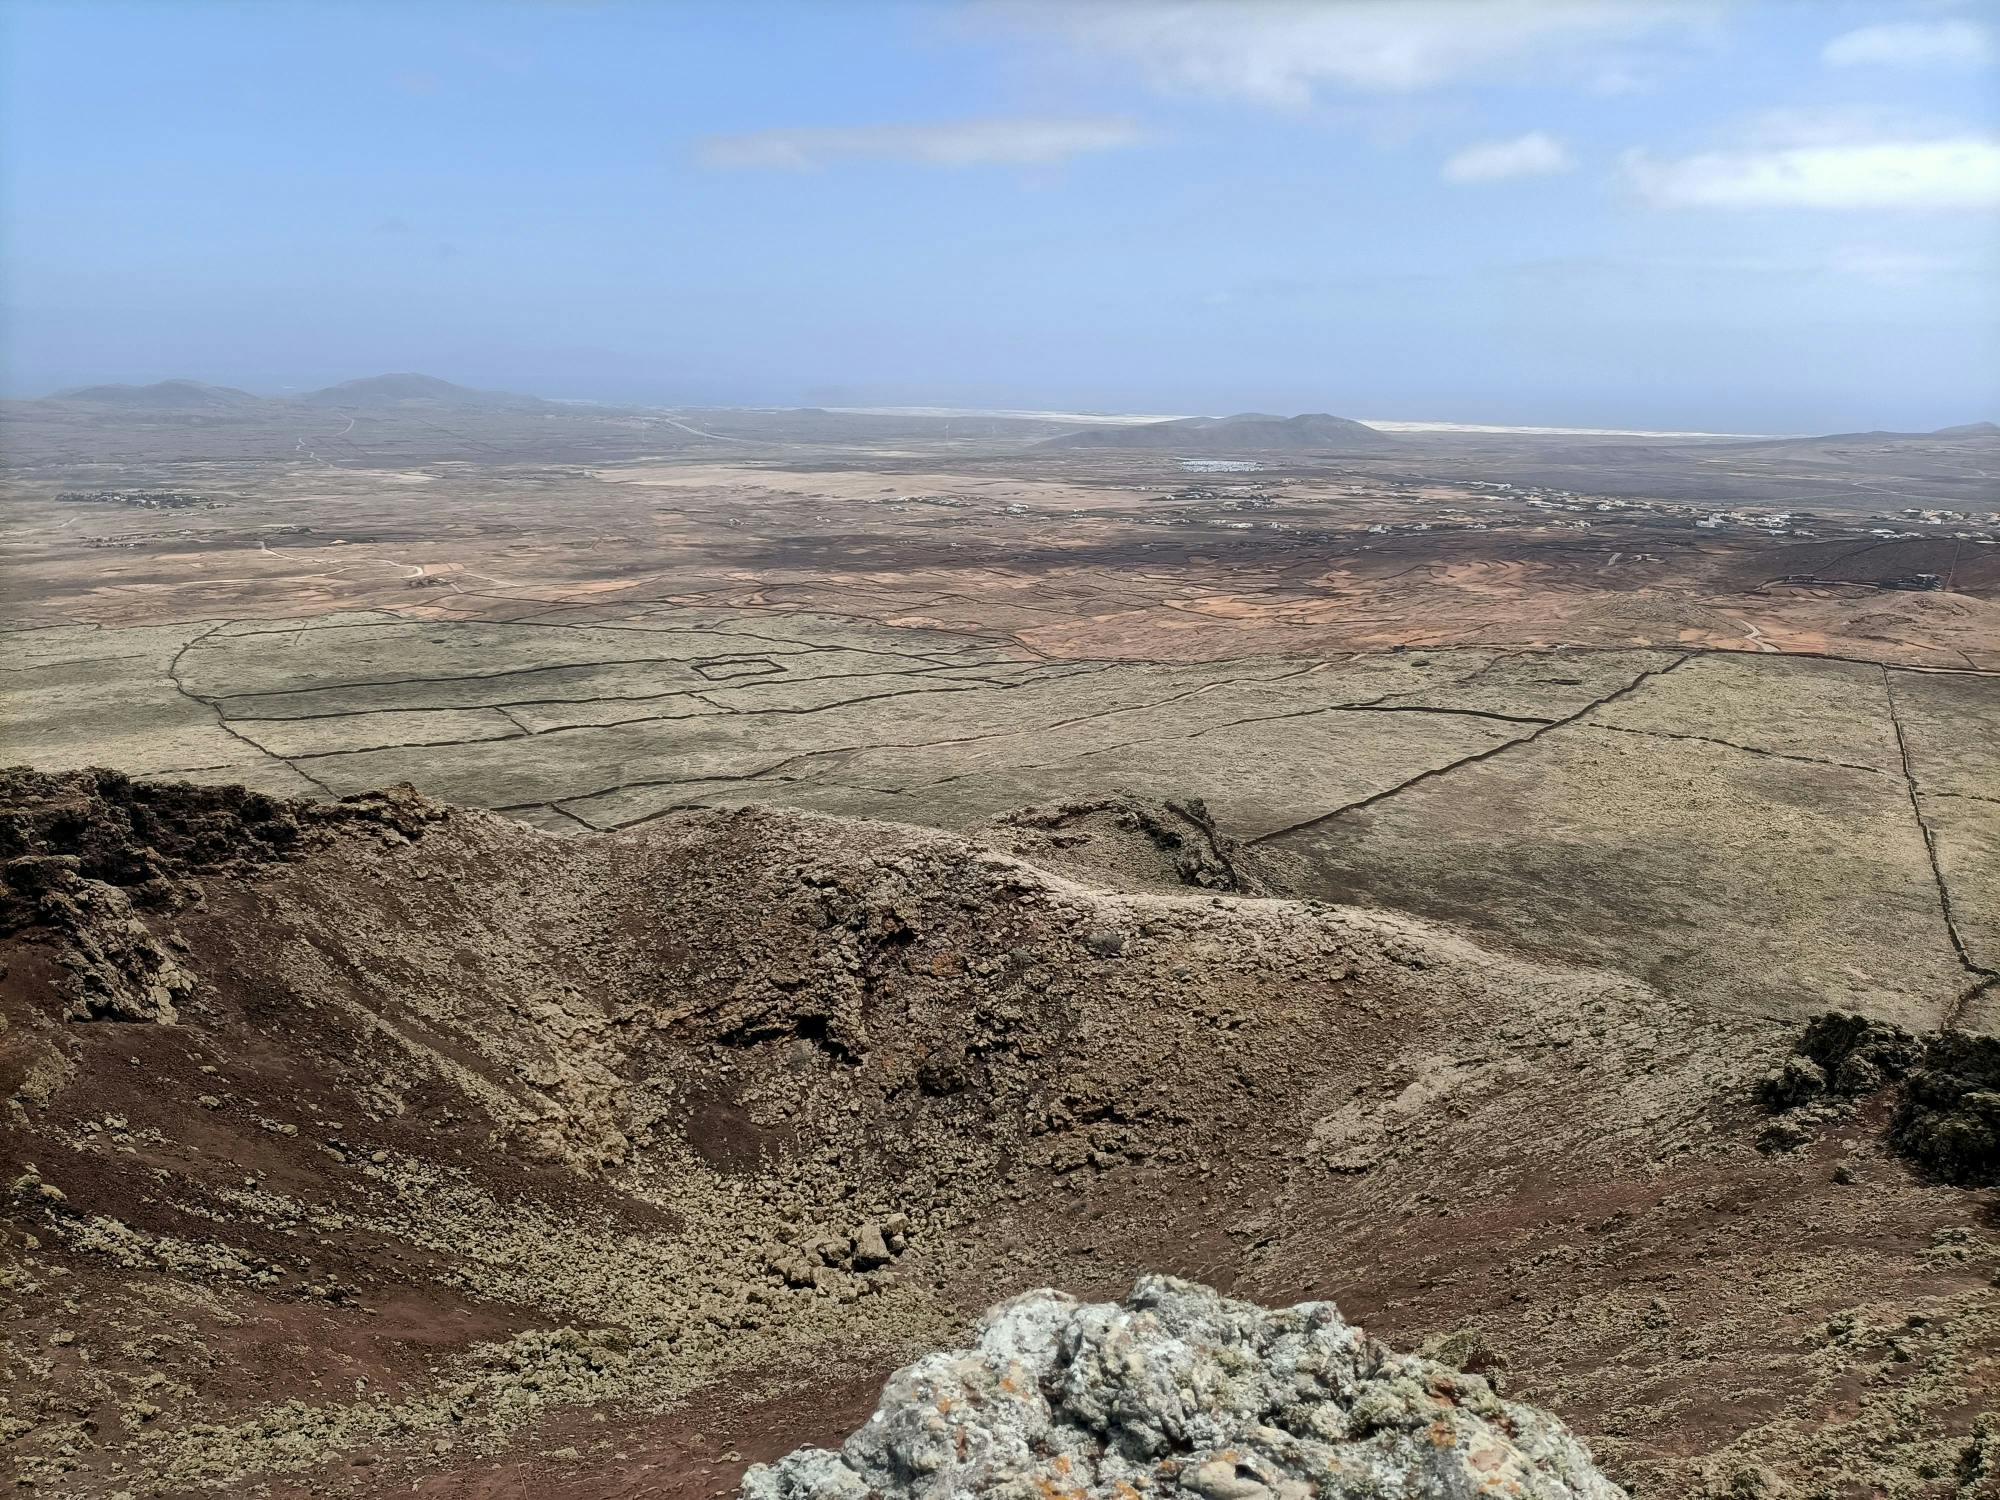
[742,1275,1624,1499]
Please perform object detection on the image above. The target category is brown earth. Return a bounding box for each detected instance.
[3,770,1996,1499]
[4,436,1997,672]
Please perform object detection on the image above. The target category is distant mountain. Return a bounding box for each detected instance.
[301,373,552,411]
[46,379,262,410]
[1045,412,1392,452]
[1803,421,2000,443]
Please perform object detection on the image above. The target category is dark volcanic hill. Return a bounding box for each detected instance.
[44,379,263,410]
[301,372,553,411]
[1045,412,1393,452]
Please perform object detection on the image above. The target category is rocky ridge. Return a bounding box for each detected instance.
[1,772,1995,1498]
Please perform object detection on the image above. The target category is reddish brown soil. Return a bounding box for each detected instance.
[3,771,1996,1499]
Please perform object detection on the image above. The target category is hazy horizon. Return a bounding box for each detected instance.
[4,0,1997,432]
[4,372,1838,437]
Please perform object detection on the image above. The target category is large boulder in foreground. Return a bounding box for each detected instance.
[744,1275,1625,1499]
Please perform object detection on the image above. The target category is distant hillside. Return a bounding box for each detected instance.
[1804,421,2000,443]
[301,373,552,411]
[1046,412,1392,452]
[46,379,261,410]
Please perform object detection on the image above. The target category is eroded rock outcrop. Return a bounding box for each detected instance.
[12,861,195,1022]
[0,769,446,1025]
[1759,1010,2000,1186]
[743,1276,1625,1499]
[0,767,442,932]
[992,794,1268,895]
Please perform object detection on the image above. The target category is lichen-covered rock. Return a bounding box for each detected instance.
[1761,1012,1999,1186]
[1892,1031,2000,1187]
[0,767,443,933]
[742,1276,1626,1499]
[8,859,194,1022]
[1758,1012,1920,1109]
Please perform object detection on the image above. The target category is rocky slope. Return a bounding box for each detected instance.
[1,770,1996,1499]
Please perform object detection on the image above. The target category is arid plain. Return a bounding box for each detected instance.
[7,396,1997,1029]
[4,388,1999,1498]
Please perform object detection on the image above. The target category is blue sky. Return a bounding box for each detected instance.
[3,0,1996,430]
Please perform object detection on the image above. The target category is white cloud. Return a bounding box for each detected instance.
[1444,132,1574,182]
[698,117,1144,170]
[1626,135,2000,209]
[1822,19,1994,69]
[984,0,1715,107]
